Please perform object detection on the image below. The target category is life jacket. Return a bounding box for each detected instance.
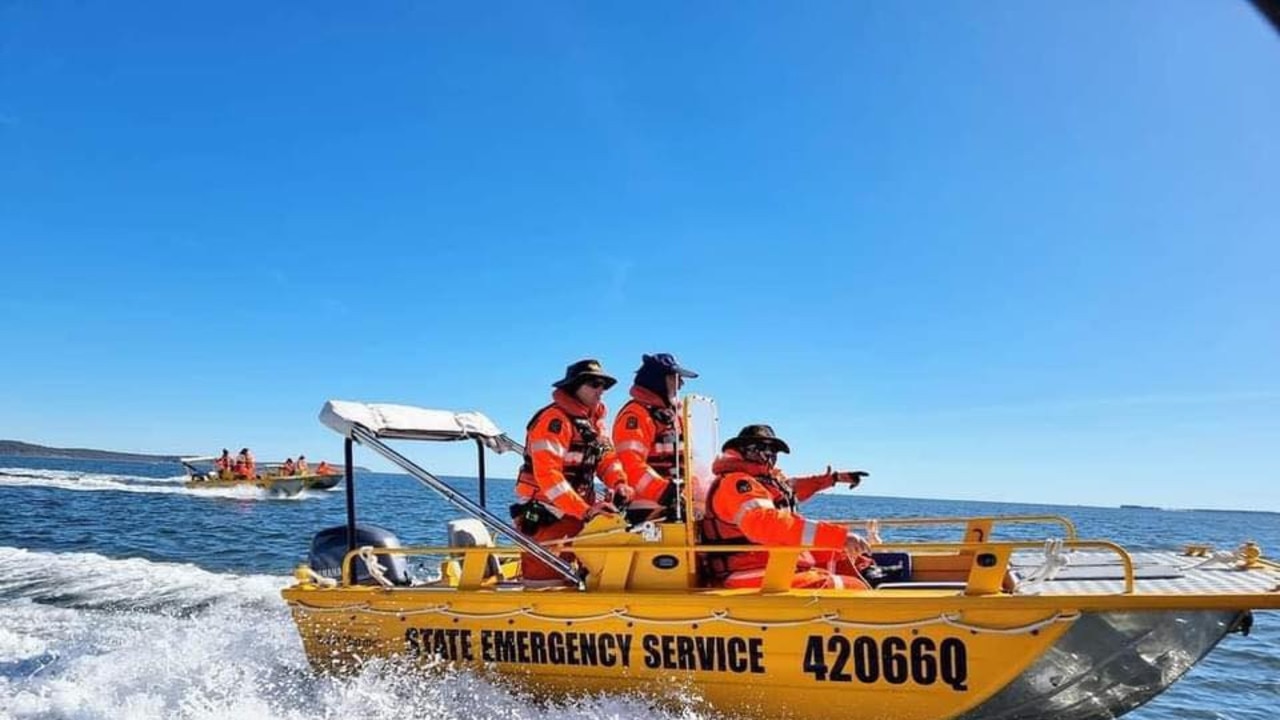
[214,456,230,472]
[239,454,256,479]
[613,386,683,503]
[698,452,799,578]
[515,391,615,517]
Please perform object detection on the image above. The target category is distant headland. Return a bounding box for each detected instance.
[0,440,185,463]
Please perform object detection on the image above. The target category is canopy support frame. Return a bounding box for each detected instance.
[348,423,582,587]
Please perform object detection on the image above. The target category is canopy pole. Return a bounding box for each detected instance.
[344,437,357,553]
[350,424,581,587]
[475,437,487,508]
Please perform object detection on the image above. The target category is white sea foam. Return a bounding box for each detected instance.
[0,468,310,501]
[0,548,709,720]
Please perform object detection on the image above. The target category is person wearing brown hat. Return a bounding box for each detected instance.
[610,353,699,524]
[698,424,873,590]
[512,358,629,583]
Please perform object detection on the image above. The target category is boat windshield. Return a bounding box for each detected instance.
[680,394,719,522]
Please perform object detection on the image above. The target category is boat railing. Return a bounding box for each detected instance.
[330,537,1136,595]
[829,515,1079,542]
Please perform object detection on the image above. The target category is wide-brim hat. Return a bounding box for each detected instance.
[639,352,698,379]
[552,358,618,390]
[722,424,791,453]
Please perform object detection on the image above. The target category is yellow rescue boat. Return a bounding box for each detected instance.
[282,397,1280,720]
[181,458,308,496]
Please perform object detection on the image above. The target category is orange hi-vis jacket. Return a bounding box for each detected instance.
[699,450,846,578]
[214,455,231,473]
[234,453,256,479]
[516,390,628,520]
[611,386,681,506]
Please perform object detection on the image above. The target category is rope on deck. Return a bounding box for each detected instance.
[286,600,1079,635]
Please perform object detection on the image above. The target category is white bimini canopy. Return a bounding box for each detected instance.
[320,400,522,454]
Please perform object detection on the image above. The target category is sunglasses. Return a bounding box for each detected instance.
[583,379,610,389]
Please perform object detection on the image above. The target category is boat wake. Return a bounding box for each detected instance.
[0,547,712,720]
[0,468,319,501]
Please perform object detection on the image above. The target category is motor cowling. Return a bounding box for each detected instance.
[308,524,411,586]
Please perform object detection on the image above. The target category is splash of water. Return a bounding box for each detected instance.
[0,548,711,720]
[0,468,314,502]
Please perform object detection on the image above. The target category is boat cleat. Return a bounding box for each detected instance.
[1237,541,1264,569]
[1182,543,1213,557]
[628,520,662,542]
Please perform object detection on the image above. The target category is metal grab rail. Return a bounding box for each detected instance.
[333,538,1136,595]
[871,540,1134,594]
[338,545,519,586]
[348,424,582,587]
[830,514,1079,541]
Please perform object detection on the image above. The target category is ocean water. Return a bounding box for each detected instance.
[0,456,1276,720]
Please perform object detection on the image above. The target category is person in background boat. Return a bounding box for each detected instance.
[296,455,310,475]
[233,448,256,479]
[316,460,335,475]
[700,424,873,589]
[282,457,296,476]
[611,352,699,524]
[512,358,629,583]
[214,449,232,477]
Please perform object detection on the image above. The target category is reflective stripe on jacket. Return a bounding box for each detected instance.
[698,453,846,578]
[611,387,682,504]
[516,390,627,519]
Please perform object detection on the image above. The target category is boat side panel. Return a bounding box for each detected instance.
[283,587,1071,720]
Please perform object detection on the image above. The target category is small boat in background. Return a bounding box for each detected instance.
[180,457,306,497]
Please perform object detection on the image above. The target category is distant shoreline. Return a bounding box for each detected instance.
[0,440,368,471]
[0,440,184,463]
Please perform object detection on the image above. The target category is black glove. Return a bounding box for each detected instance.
[833,470,869,489]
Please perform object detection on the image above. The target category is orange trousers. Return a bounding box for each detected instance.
[519,515,584,582]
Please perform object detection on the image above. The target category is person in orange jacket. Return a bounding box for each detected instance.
[699,424,873,589]
[233,448,256,479]
[281,457,296,476]
[611,352,699,524]
[513,358,629,583]
[213,449,232,476]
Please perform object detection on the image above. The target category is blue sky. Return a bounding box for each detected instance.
[2,2,1277,511]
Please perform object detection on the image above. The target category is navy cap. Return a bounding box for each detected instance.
[640,353,698,379]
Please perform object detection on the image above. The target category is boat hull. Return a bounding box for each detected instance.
[284,586,1254,719]
[301,473,342,491]
[955,609,1246,720]
[284,586,1087,720]
[185,475,305,496]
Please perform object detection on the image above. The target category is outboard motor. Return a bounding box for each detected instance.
[308,524,411,586]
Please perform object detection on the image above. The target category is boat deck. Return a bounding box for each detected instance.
[1010,549,1280,596]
